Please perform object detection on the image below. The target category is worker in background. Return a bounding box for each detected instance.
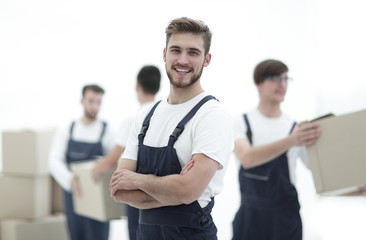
[232,59,321,240]
[92,65,161,240]
[49,84,114,240]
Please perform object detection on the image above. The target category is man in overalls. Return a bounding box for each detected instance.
[49,84,114,240]
[109,17,234,239]
[231,59,321,240]
[91,65,161,240]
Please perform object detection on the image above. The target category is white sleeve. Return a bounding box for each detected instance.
[192,108,234,170]
[48,126,73,192]
[233,114,247,141]
[102,123,115,155]
[298,146,309,168]
[114,115,135,148]
[121,113,142,162]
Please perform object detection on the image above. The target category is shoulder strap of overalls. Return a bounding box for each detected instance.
[167,95,217,146]
[99,121,107,141]
[289,122,296,134]
[243,114,253,145]
[69,121,76,140]
[138,101,162,145]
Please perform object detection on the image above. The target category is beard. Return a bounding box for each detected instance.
[166,63,204,88]
[84,110,97,121]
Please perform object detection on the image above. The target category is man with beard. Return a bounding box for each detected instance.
[49,84,114,240]
[109,17,233,240]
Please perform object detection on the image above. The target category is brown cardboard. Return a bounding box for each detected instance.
[51,177,64,214]
[1,214,68,240]
[0,174,51,219]
[71,160,126,221]
[306,109,366,195]
[2,129,54,176]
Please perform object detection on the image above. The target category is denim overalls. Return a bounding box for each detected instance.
[63,121,110,240]
[135,95,218,240]
[232,114,302,240]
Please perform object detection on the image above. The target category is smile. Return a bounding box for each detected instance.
[174,68,191,73]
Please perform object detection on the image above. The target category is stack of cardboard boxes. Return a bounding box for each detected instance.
[0,129,67,240]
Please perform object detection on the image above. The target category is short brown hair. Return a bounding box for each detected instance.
[253,59,289,84]
[165,17,212,55]
[82,84,105,97]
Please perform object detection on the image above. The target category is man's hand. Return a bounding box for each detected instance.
[343,185,366,196]
[92,158,113,183]
[72,174,82,197]
[290,121,321,146]
[109,169,140,197]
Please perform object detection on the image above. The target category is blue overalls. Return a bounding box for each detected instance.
[127,205,139,240]
[63,121,110,240]
[232,114,302,240]
[135,95,218,240]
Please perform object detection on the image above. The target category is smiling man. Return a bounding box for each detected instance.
[109,17,233,239]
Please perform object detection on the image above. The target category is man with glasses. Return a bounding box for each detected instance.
[232,59,321,240]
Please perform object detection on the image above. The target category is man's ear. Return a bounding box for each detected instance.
[204,53,211,67]
[163,48,167,62]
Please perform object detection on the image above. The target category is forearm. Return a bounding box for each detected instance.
[137,174,190,205]
[111,155,217,206]
[237,136,294,168]
[113,189,167,209]
[137,155,217,205]
[102,145,125,168]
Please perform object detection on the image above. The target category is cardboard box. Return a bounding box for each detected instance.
[71,160,126,221]
[0,174,51,219]
[51,177,64,214]
[1,214,68,240]
[306,109,366,195]
[2,129,54,176]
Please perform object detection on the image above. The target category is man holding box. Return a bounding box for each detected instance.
[49,84,114,240]
[231,59,321,240]
[109,17,233,239]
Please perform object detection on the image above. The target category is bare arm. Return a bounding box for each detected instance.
[92,145,125,181]
[110,158,167,209]
[110,154,218,205]
[235,122,321,169]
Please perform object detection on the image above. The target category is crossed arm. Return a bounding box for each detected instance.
[109,153,219,209]
[235,121,321,169]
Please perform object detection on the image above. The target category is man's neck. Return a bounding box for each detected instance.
[168,83,204,105]
[80,116,97,125]
[139,94,155,105]
[257,100,282,118]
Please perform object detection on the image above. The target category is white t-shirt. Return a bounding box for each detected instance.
[122,92,234,207]
[114,102,153,148]
[49,119,114,191]
[233,108,308,185]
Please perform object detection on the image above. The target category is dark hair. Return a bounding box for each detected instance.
[137,65,161,95]
[165,17,212,55]
[82,84,105,97]
[253,59,289,84]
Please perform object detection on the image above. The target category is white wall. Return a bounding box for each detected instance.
[1,0,366,239]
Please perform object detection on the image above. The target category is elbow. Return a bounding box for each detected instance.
[177,185,201,205]
[239,155,255,169]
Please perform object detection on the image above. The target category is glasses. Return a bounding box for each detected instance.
[265,76,293,83]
